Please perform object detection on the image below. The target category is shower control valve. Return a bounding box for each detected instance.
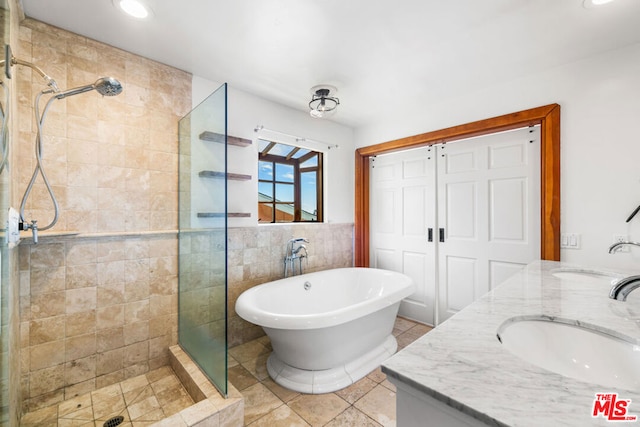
[19,219,38,244]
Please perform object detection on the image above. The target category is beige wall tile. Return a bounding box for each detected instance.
[124,300,150,324]
[124,321,150,346]
[29,316,65,345]
[96,304,124,330]
[124,341,149,367]
[30,291,65,319]
[30,340,65,371]
[149,315,172,339]
[97,261,124,286]
[97,282,125,307]
[30,364,65,397]
[65,333,96,361]
[97,327,124,353]
[64,355,96,386]
[66,264,97,289]
[30,267,65,294]
[96,348,123,377]
[125,280,150,302]
[65,311,96,337]
[65,287,97,314]
[65,241,97,266]
[30,243,65,269]
[97,241,126,263]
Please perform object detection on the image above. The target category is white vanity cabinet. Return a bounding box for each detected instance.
[388,377,490,427]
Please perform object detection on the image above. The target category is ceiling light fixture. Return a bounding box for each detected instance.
[583,0,615,8]
[114,0,151,19]
[309,85,339,119]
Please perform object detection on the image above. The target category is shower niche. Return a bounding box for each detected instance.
[196,130,252,219]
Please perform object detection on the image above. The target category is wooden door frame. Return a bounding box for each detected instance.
[354,103,561,266]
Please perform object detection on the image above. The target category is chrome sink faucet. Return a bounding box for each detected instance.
[609,275,640,301]
[609,241,640,254]
[608,241,640,300]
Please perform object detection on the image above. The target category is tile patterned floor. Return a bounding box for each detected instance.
[20,366,195,427]
[19,317,431,426]
[229,317,432,427]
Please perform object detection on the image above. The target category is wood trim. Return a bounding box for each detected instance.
[541,105,561,261]
[354,152,370,265]
[354,103,561,266]
[317,153,324,222]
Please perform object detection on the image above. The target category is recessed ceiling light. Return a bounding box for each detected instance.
[114,0,151,19]
[583,0,615,8]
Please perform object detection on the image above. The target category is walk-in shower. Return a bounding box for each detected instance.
[19,75,123,242]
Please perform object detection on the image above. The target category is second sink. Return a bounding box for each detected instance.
[497,316,640,391]
[550,268,622,283]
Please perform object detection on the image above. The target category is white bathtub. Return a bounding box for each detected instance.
[235,267,415,393]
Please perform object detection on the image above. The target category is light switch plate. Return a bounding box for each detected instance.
[560,233,581,249]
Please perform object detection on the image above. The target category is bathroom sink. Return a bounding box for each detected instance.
[550,268,622,283]
[497,316,640,390]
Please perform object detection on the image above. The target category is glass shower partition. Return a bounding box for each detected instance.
[178,83,228,396]
[1,2,13,423]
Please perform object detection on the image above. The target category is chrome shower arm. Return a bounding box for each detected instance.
[8,56,60,92]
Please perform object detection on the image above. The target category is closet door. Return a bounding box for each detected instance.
[369,147,436,325]
[436,126,541,323]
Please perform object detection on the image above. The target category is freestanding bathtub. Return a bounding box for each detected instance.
[235,267,415,393]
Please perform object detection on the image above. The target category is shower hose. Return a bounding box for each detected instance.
[20,89,61,238]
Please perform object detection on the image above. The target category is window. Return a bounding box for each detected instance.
[258,139,323,223]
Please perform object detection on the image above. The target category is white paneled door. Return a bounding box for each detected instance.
[370,147,436,325]
[369,127,541,326]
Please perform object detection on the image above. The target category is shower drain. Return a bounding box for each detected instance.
[103,416,124,427]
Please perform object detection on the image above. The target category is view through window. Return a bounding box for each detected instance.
[258,139,323,223]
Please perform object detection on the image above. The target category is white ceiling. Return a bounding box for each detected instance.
[19,0,640,128]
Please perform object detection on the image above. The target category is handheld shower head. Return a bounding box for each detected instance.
[95,77,123,96]
[55,77,123,100]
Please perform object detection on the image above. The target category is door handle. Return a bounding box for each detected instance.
[439,228,445,242]
[427,228,433,242]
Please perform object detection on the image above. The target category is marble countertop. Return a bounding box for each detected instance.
[382,260,640,427]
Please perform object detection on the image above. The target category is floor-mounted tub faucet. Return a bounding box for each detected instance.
[284,237,309,277]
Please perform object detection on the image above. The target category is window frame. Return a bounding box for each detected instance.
[258,145,323,223]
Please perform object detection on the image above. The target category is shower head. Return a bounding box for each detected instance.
[55,77,123,100]
[95,77,123,96]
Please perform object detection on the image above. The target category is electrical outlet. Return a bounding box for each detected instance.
[613,235,630,253]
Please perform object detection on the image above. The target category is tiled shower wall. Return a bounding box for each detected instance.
[19,235,179,412]
[15,19,191,413]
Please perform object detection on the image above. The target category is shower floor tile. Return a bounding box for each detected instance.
[21,366,194,426]
[230,316,432,426]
